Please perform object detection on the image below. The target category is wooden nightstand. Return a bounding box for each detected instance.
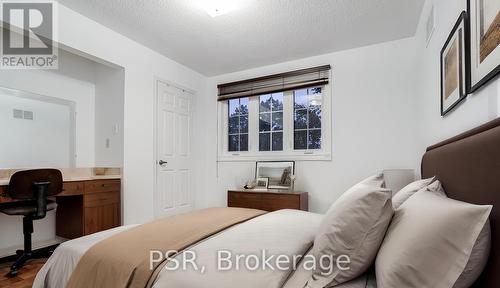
[228,189,308,212]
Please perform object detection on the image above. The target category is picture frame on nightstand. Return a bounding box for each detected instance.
[255,177,269,189]
[255,161,295,190]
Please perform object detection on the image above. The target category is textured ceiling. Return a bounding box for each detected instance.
[57,0,424,76]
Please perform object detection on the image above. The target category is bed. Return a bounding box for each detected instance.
[34,209,377,288]
[34,117,500,288]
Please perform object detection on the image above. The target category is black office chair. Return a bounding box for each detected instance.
[0,169,63,277]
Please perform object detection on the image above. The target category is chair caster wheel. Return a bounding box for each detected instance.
[7,270,18,277]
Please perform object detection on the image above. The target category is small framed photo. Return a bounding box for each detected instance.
[255,161,295,190]
[255,177,269,189]
[468,0,500,92]
[441,12,468,116]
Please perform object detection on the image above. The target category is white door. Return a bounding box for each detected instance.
[155,80,193,218]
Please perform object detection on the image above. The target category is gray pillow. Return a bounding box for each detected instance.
[419,180,491,287]
[417,180,491,287]
[375,189,492,288]
[306,174,393,288]
[453,219,491,288]
[392,177,435,209]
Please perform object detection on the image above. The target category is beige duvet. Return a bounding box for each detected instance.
[67,208,266,288]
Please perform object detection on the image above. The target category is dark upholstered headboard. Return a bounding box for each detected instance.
[421,118,500,288]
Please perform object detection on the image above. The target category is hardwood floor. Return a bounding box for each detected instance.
[0,259,47,288]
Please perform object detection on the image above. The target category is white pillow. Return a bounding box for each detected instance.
[306,174,393,288]
[422,180,491,287]
[392,177,435,209]
[375,188,492,288]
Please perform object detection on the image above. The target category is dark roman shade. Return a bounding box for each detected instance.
[217,65,331,101]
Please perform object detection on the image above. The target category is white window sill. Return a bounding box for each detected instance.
[217,152,332,162]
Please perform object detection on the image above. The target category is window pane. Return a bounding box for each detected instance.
[294,90,308,109]
[271,93,283,111]
[309,87,322,95]
[259,113,271,132]
[272,132,283,151]
[240,115,248,133]
[228,116,239,134]
[228,135,239,151]
[308,107,321,129]
[308,94,322,107]
[294,109,307,129]
[239,98,249,115]
[227,97,249,152]
[309,129,321,149]
[293,87,323,151]
[260,94,271,112]
[294,130,307,150]
[229,99,239,117]
[240,134,248,151]
[272,112,283,131]
[259,133,270,151]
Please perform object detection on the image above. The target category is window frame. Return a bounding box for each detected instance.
[218,84,332,162]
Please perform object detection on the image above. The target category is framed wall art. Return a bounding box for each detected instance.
[468,0,500,92]
[441,12,468,116]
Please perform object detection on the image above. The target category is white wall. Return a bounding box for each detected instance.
[0,4,206,253]
[414,0,500,157]
[54,4,207,225]
[0,50,98,252]
[94,65,125,167]
[0,50,126,169]
[197,38,420,213]
[0,50,97,167]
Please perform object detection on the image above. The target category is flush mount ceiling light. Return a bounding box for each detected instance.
[200,0,244,17]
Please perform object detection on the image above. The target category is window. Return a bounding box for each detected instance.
[259,93,283,151]
[219,86,330,161]
[218,66,331,161]
[228,97,249,151]
[294,87,322,150]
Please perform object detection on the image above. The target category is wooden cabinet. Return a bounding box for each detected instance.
[56,179,121,239]
[228,190,308,212]
[84,194,120,235]
[59,181,84,196]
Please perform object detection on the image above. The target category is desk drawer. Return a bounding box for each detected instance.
[260,194,300,211]
[60,181,84,196]
[228,192,261,209]
[84,191,120,208]
[85,179,120,194]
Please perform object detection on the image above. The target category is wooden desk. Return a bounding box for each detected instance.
[228,189,308,212]
[0,179,121,239]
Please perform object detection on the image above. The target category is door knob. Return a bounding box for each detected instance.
[158,160,168,165]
